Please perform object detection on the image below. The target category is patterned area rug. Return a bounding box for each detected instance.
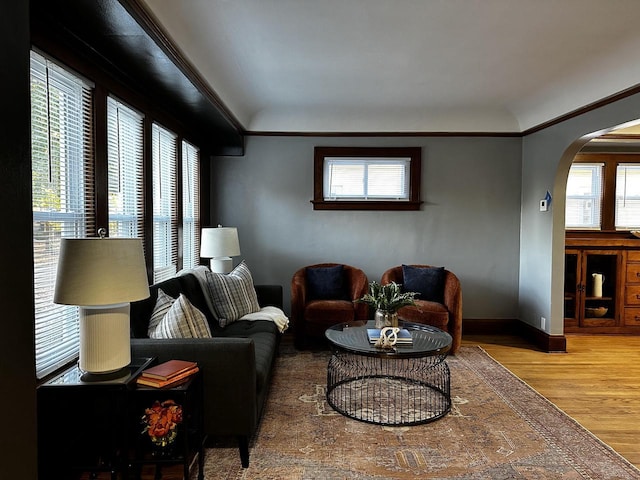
[199,346,640,479]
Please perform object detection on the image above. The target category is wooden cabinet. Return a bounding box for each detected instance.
[565,239,640,334]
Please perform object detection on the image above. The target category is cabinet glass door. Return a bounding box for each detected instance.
[581,251,618,327]
[564,251,579,328]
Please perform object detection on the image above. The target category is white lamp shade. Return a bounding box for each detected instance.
[200,227,240,259]
[54,238,150,306]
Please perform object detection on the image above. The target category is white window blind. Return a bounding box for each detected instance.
[152,123,178,282]
[30,51,94,378]
[182,140,200,270]
[107,96,144,240]
[324,157,410,200]
[565,163,603,229]
[616,163,640,230]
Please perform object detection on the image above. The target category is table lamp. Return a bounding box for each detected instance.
[54,236,150,376]
[200,226,240,273]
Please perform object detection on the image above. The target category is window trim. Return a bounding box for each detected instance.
[567,153,640,233]
[312,147,422,211]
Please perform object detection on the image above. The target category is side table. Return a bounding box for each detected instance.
[129,371,205,480]
[37,357,155,480]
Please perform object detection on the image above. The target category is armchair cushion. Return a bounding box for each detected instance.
[402,264,445,303]
[398,300,449,330]
[306,264,349,300]
[304,299,357,326]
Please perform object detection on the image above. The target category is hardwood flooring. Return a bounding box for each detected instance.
[463,333,640,469]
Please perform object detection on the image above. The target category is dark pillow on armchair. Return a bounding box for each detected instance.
[402,265,445,303]
[306,265,349,300]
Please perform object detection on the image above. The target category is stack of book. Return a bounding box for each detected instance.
[136,359,199,388]
[367,328,413,345]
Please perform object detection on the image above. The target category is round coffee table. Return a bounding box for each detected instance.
[325,320,452,426]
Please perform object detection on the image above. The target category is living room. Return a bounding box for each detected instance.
[5,1,640,479]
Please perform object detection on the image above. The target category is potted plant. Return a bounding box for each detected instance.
[357,281,418,328]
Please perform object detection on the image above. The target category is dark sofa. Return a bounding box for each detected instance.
[129,273,283,467]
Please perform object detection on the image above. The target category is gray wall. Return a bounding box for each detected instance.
[211,135,522,319]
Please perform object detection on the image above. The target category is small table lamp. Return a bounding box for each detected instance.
[54,237,150,376]
[200,226,241,273]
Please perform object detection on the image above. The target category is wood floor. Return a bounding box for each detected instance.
[463,333,640,469]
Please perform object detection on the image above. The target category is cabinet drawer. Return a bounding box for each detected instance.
[626,285,640,305]
[627,263,640,283]
[628,251,640,262]
[624,308,640,325]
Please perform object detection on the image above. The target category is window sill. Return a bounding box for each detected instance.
[311,200,423,211]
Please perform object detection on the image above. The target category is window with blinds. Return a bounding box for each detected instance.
[615,163,640,230]
[152,123,178,282]
[565,163,603,229]
[30,51,94,378]
[324,157,410,200]
[182,140,200,270]
[107,96,144,240]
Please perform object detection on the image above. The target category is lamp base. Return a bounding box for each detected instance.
[79,303,131,375]
[210,257,233,273]
[80,367,130,382]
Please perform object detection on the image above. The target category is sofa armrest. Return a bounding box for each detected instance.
[255,284,283,309]
[131,337,258,436]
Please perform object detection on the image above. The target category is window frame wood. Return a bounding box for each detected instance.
[312,147,422,211]
[568,153,640,234]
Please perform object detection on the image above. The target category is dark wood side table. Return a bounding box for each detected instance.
[37,357,155,480]
[129,372,205,480]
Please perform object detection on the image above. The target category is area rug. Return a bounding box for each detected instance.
[198,346,640,479]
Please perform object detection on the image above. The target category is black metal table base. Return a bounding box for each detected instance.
[326,352,451,426]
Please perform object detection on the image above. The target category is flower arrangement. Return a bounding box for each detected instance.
[357,281,418,313]
[141,399,183,447]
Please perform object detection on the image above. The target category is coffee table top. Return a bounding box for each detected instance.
[325,320,452,358]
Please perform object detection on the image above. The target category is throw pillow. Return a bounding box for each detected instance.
[306,264,349,300]
[147,289,176,336]
[402,265,446,304]
[148,293,212,339]
[205,261,261,327]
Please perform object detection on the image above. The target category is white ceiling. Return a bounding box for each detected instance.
[142,0,640,133]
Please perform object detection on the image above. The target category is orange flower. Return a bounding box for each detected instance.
[142,399,183,443]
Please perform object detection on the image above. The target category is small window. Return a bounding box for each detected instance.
[152,123,178,283]
[107,96,144,240]
[565,163,603,229]
[615,163,640,230]
[313,147,422,210]
[182,140,200,270]
[30,50,94,378]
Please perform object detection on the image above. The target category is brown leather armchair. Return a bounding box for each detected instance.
[291,263,369,348]
[381,265,462,354]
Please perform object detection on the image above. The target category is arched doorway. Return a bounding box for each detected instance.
[559,122,640,335]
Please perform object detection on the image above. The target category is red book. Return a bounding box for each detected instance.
[136,366,199,388]
[140,359,198,381]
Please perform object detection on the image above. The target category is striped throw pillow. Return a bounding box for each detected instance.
[206,261,260,327]
[147,289,175,336]
[148,293,212,339]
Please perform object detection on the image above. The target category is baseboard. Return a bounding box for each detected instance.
[516,320,567,353]
[463,318,567,353]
